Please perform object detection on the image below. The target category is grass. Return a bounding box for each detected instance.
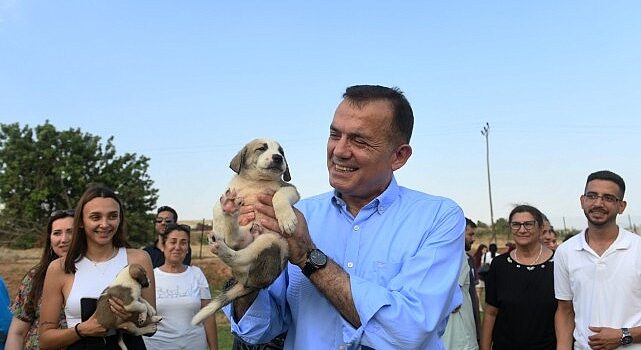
[217,321,234,349]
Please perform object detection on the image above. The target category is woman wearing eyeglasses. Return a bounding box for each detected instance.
[480,205,556,350]
[143,223,218,350]
[5,209,74,350]
[39,184,158,350]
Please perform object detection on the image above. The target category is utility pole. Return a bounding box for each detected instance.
[481,122,496,242]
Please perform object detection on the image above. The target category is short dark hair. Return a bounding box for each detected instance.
[343,85,414,144]
[465,217,477,229]
[586,170,626,199]
[509,204,545,227]
[157,205,178,222]
[161,223,191,244]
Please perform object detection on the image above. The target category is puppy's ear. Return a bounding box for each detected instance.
[281,147,291,182]
[229,145,247,174]
[283,164,291,182]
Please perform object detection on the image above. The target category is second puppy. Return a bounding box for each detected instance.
[95,263,161,350]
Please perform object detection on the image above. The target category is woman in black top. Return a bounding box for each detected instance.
[480,205,557,350]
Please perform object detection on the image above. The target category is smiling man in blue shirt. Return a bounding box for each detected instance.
[224,85,465,350]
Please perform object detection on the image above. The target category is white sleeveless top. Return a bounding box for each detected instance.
[64,247,128,326]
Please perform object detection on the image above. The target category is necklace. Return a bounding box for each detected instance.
[514,244,543,271]
[88,247,118,266]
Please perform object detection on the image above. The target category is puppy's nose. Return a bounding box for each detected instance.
[272,154,283,164]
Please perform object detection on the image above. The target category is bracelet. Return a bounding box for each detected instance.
[74,323,86,339]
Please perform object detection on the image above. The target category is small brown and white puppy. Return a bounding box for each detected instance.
[192,138,299,325]
[95,263,161,350]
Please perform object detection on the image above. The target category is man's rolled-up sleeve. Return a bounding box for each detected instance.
[224,271,290,344]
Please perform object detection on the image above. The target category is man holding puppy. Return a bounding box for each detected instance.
[222,85,465,349]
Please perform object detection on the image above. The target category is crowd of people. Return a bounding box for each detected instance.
[0,85,638,350]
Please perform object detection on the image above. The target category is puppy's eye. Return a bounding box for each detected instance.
[256,145,267,152]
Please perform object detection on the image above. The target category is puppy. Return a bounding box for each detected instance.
[95,264,161,350]
[192,138,299,325]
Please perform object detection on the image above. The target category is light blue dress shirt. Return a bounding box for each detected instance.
[225,176,464,349]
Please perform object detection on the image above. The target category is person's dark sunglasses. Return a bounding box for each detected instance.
[155,218,174,224]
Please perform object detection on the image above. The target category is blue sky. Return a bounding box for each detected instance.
[1,1,640,230]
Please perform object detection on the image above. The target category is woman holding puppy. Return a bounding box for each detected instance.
[143,223,218,350]
[5,209,74,350]
[39,184,157,350]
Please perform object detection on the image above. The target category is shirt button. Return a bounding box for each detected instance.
[353,225,360,231]
[378,206,385,213]
[347,262,354,268]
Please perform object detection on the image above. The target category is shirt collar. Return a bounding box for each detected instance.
[331,176,400,215]
[575,227,631,251]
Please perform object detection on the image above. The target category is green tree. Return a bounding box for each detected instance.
[0,121,158,247]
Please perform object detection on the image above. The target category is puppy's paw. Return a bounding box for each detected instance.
[141,323,158,336]
[250,223,263,236]
[137,311,147,325]
[220,189,243,215]
[275,206,297,236]
[208,240,222,256]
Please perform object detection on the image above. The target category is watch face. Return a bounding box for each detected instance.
[309,249,327,266]
[623,336,633,345]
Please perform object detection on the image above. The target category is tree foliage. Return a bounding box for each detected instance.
[0,121,158,247]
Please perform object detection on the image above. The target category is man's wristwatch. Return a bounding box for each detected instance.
[621,327,633,345]
[301,248,327,277]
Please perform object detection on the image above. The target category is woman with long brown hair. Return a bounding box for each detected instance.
[39,184,157,349]
[5,209,74,349]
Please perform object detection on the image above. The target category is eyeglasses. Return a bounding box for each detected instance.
[51,209,75,217]
[155,218,174,224]
[510,221,537,231]
[163,223,191,234]
[583,192,620,204]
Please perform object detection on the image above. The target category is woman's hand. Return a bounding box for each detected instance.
[76,316,109,338]
[108,297,137,323]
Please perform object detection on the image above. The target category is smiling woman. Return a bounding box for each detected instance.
[38,184,158,350]
[480,205,556,350]
[5,209,74,350]
[143,223,218,350]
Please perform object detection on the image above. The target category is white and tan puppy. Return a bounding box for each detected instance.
[192,138,299,325]
[95,264,161,350]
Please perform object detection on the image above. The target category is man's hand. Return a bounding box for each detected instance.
[251,193,314,268]
[588,326,622,350]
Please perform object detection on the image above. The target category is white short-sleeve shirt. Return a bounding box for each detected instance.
[554,228,641,349]
[143,265,212,350]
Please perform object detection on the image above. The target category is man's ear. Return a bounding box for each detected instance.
[229,145,248,174]
[391,144,412,171]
